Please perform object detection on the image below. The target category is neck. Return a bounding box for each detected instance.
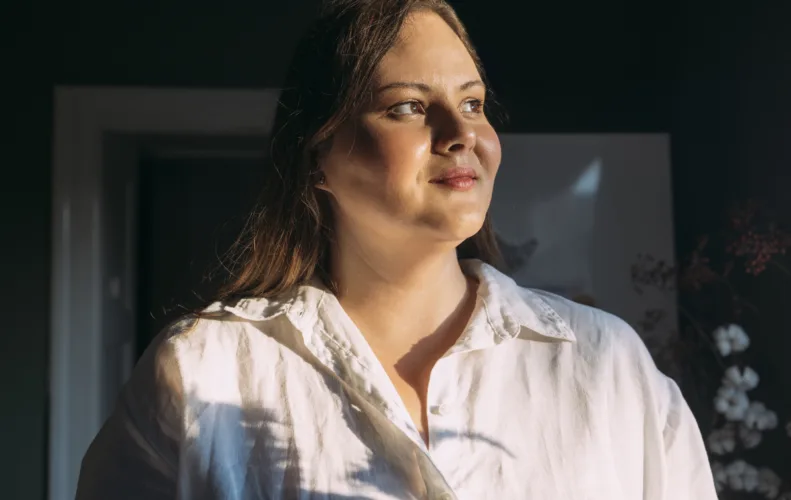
[330,233,473,347]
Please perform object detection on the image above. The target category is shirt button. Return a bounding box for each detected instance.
[430,403,450,416]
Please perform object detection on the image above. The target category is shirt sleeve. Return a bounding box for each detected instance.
[606,312,719,500]
[658,376,719,500]
[75,324,188,500]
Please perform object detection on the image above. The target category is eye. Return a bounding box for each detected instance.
[461,99,484,114]
[388,101,424,117]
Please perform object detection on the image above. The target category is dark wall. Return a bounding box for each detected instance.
[672,2,791,452]
[672,2,791,243]
[5,0,790,497]
[136,155,264,356]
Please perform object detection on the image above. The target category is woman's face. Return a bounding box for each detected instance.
[319,10,501,249]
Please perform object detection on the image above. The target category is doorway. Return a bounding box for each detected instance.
[50,86,279,500]
[135,140,266,358]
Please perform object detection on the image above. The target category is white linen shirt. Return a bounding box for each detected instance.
[77,260,717,500]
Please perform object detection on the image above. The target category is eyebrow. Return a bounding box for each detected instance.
[375,79,485,94]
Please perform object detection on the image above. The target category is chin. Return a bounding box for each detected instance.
[437,211,487,243]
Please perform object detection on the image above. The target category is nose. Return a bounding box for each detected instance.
[431,108,477,156]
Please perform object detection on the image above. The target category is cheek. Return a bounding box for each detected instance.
[475,125,502,178]
[324,123,382,191]
[333,122,430,185]
[365,126,431,183]
[322,122,431,213]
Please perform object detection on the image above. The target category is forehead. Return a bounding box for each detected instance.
[374,10,480,86]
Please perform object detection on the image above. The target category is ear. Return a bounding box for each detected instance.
[313,140,333,192]
[315,171,330,191]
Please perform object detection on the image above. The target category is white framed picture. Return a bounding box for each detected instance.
[491,134,677,330]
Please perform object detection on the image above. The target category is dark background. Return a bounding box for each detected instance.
[136,154,265,355]
[4,0,791,497]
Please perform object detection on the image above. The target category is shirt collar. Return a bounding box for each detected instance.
[462,259,576,344]
[214,259,576,345]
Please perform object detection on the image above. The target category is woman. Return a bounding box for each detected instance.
[77,0,717,498]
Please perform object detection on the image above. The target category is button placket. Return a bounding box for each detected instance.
[425,357,459,455]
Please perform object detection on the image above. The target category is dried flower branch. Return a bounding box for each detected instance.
[630,199,791,499]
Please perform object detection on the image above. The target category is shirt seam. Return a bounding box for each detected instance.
[530,293,575,340]
[479,292,513,342]
[312,294,376,374]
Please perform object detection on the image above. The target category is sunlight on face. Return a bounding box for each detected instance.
[319,10,502,247]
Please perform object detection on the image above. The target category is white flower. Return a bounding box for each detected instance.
[723,365,760,391]
[715,385,750,421]
[726,460,759,492]
[711,462,727,492]
[743,401,778,431]
[738,424,762,449]
[708,426,736,454]
[713,324,751,356]
[758,468,782,499]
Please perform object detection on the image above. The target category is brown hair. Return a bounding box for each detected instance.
[219,0,504,301]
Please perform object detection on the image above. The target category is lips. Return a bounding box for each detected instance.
[429,166,479,191]
[429,167,478,183]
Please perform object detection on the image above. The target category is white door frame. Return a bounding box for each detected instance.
[49,86,279,500]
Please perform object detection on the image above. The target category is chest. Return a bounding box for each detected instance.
[380,364,430,442]
[365,329,464,445]
[182,340,636,500]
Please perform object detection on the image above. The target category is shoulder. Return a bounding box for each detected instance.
[129,308,244,393]
[140,312,219,368]
[472,260,648,357]
[125,315,200,406]
[527,288,648,354]
[149,296,286,352]
[139,293,308,385]
[78,310,247,497]
[531,288,680,408]
[523,288,670,388]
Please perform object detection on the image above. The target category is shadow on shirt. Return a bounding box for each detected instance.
[179,398,515,499]
[76,315,516,500]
